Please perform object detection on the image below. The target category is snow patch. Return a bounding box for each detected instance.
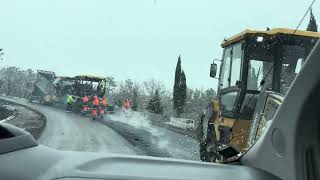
[158,139,169,148]
[0,105,16,122]
[2,105,16,111]
[1,115,16,123]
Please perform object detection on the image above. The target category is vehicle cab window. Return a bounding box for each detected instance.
[220,91,238,113]
[230,44,242,86]
[219,43,243,116]
[219,43,243,89]
[220,48,232,88]
[247,60,273,91]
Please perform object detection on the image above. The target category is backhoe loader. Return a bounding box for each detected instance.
[198,28,320,162]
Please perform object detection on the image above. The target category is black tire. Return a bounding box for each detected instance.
[198,103,219,162]
[198,114,208,161]
[199,123,219,162]
[196,114,205,141]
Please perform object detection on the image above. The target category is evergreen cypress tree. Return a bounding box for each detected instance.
[307,9,318,32]
[179,70,187,115]
[173,55,187,117]
[173,55,182,117]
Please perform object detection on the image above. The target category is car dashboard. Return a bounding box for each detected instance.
[0,123,281,180]
[0,145,281,180]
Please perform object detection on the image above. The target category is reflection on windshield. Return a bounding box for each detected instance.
[280,45,306,94]
[220,91,238,113]
[0,1,319,167]
[247,60,273,91]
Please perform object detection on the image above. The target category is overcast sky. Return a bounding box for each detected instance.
[0,0,319,89]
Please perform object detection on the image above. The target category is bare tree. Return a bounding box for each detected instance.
[0,67,36,97]
[143,79,164,96]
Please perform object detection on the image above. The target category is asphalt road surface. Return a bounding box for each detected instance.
[0,97,138,155]
[1,96,200,161]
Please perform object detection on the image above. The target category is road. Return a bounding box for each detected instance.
[1,97,200,161]
[0,97,138,155]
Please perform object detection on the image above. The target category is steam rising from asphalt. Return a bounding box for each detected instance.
[108,109,199,160]
[109,109,163,136]
[109,110,170,149]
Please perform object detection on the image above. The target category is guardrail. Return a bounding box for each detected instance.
[165,117,195,131]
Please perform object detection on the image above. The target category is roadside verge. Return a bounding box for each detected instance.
[0,98,46,140]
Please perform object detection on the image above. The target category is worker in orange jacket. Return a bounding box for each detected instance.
[123,98,130,110]
[99,97,108,116]
[81,95,90,114]
[92,96,99,107]
[91,95,100,117]
[83,95,89,104]
[101,97,108,107]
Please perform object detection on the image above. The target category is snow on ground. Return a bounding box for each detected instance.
[0,114,16,123]
[0,105,16,122]
[0,99,45,139]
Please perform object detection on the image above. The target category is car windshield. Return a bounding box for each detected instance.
[0,1,319,165]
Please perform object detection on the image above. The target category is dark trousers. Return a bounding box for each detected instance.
[66,102,72,111]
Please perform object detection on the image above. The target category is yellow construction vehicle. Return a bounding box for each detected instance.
[198,28,320,162]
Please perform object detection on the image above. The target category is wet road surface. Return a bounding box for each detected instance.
[1,97,200,161]
[0,97,138,155]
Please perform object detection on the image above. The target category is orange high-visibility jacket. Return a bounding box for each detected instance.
[101,98,108,106]
[124,99,130,109]
[93,96,99,106]
[83,96,89,103]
